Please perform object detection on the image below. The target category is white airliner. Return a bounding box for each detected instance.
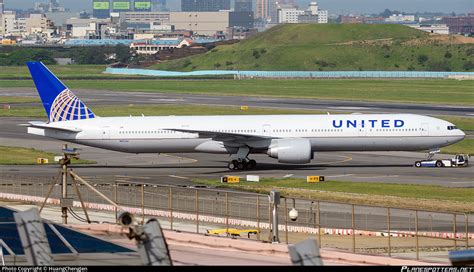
[25,62,465,170]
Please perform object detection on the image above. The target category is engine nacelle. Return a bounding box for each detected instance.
[267,138,313,164]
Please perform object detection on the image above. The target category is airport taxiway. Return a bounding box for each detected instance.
[1,87,473,117]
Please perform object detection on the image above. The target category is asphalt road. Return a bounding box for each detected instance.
[1,87,474,117]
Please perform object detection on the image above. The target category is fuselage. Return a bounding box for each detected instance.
[28,113,465,154]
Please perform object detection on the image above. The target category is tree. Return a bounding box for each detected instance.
[417,54,429,65]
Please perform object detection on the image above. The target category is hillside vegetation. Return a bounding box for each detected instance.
[151,24,474,71]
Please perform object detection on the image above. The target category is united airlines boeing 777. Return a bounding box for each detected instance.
[25,62,465,170]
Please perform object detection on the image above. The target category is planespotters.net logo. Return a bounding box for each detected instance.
[49,89,95,122]
[401,267,474,272]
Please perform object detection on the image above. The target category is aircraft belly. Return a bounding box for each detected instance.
[74,138,207,153]
[310,136,455,151]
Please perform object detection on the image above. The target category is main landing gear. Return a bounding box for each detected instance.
[227,159,257,171]
[227,146,257,171]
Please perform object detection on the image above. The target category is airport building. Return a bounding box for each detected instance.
[181,0,231,12]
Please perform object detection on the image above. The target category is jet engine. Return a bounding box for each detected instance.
[267,138,313,164]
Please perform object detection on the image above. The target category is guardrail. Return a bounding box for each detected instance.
[105,67,474,79]
[0,173,472,261]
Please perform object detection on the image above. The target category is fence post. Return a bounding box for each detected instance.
[196,189,199,234]
[454,214,457,251]
[141,184,145,225]
[466,214,469,249]
[114,182,118,221]
[352,204,355,253]
[416,210,419,260]
[284,198,288,244]
[268,196,272,242]
[256,195,260,241]
[317,200,321,248]
[169,187,173,231]
[388,207,391,257]
[225,192,229,232]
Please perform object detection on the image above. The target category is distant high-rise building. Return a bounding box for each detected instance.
[93,0,110,18]
[235,0,252,12]
[113,0,132,12]
[151,0,166,11]
[134,0,152,11]
[0,0,4,14]
[181,0,231,12]
[256,0,268,19]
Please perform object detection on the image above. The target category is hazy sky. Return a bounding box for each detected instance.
[4,0,474,14]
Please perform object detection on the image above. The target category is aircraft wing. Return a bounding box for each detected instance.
[164,128,274,143]
[22,121,82,133]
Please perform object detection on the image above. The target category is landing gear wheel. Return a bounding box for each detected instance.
[435,160,443,167]
[237,161,245,170]
[247,159,257,170]
[415,161,421,168]
[228,160,238,170]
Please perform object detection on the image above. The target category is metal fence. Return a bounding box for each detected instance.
[0,173,472,261]
[105,67,474,79]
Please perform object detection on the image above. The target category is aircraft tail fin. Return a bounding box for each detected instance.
[27,61,95,122]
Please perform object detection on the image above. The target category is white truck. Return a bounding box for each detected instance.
[414,154,469,168]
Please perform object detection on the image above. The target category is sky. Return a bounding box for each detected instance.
[4,0,474,15]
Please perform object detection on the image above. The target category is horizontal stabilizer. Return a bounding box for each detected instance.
[23,121,82,133]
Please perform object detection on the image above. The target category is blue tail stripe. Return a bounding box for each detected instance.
[26,62,95,122]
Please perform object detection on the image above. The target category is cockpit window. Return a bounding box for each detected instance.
[447,126,458,130]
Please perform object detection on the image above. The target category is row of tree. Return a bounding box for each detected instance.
[0,45,133,66]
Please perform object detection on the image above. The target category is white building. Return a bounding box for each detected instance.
[408,24,449,35]
[1,12,54,37]
[317,10,328,23]
[277,1,328,24]
[1,11,21,35]
[386,14,415,23]
[277,8,305,24]
[65,18,110,38]
[130,39,192,55]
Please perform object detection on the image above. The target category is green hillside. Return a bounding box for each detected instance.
[151,24,474,71]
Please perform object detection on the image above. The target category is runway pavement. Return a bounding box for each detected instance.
[1,87,474,117]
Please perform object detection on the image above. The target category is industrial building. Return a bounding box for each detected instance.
[169,11,253,36]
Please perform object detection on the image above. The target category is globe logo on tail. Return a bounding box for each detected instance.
[49,89,95,122]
